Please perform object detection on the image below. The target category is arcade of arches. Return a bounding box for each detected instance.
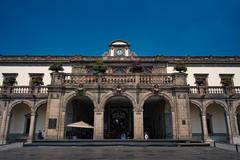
[190,102,229,142]
[0,98,240,143]
[0,102,47,143]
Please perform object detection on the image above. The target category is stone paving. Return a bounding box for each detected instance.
[0,146,239,160]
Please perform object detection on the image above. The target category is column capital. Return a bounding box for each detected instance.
[31,112,36,116]
[133,108,143,112]
[94,108,104,112]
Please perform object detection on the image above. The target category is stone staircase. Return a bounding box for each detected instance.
[24,139,210,147]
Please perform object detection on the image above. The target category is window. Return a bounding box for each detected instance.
[194,74,208,87]
[219,74,234,87]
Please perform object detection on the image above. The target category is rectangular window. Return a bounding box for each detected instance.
[48,118,57,129]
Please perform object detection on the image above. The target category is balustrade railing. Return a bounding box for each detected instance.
[101,75,136,84]
[140,74,173,84]
[189,86,240,95]
[64,73,174,85]
[0,86,48,96]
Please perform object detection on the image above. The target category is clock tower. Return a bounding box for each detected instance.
[108,40,131,57]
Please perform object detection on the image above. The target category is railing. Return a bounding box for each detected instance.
[101,75,136,84]
[0,86,48,96]
[140,74,173,84]
[189,86,240,95]
[64,74,98,84]
[64,73,174,85]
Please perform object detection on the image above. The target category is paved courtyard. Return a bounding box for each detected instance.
[0,146,239,160]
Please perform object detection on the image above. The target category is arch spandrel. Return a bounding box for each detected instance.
[204,100,229,114]
[63,91,98,112]
[99,91,137,111]
[139,92,175,112]
[8,100,34,114]
[233,101,240,114]
[34,100,48,112]
[190,100,203,112]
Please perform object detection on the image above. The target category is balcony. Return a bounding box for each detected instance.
[0,86,48,98]
[63,73,175,85]
[189,86,240,97]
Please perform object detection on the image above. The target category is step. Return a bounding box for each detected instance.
[23,139,208,147]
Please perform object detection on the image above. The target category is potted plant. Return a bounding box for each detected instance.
[129,60,144,73]
[32,77,44,86]
[49,63,64,72]
[92,60,107,74]
[174,62,187,73]
[221,78,232,87]
[195,79,205,86]
[3,77,17,87]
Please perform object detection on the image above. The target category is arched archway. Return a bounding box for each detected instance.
[65,95,94,139]
[104,96,133,139]
[143,95,172,139]
[190,103,202,140]
[8,103,32,143]
[34,103,47,140]
[206,103,228,142]
[236,106,240,135]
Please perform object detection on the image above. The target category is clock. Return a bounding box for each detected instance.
[116,49,124,56]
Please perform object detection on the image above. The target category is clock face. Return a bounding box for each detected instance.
[116,49,124,56]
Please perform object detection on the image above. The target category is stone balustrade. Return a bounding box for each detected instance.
[64,73,174,85]
[189,86,240,95]
[0,86,48,96]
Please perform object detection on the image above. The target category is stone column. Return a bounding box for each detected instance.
[27,112,36,143]
[201,112,208,142]
[231,113,240,144]
[226,114,233,144]
[234,114,239,135]
[171,111,177,139]
[133,109,144,139]
[0,110,7,144]
[93,109,104,139]
[2,113,11,144]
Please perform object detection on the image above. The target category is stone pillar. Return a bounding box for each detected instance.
[234,114,239,135]
[226,114,233,144]
[230,113,240,144]
[45,72,65,140]
[0,110,7,144]
[133,109,144,139]
[171,111,177,139]
[201,113,209,142]
[93,110,104,139]
[27,112,36,143]
[2,114,11,144]
[173,73,191,139]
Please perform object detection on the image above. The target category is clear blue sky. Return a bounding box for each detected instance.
[0,0,239,56]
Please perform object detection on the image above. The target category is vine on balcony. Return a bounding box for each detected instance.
[129,60,144,73]
[92,60,107,74]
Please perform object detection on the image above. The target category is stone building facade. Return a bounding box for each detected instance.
[0,40,240,144]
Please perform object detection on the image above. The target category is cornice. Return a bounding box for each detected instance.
[0,55,240,64]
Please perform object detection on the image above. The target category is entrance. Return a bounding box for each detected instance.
[104,96,133,139]
[143,95,172,139]
[65,96,94,139]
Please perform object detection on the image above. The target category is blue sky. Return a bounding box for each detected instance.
[0,0,239,56]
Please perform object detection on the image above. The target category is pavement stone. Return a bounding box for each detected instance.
[0,146,239,160]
